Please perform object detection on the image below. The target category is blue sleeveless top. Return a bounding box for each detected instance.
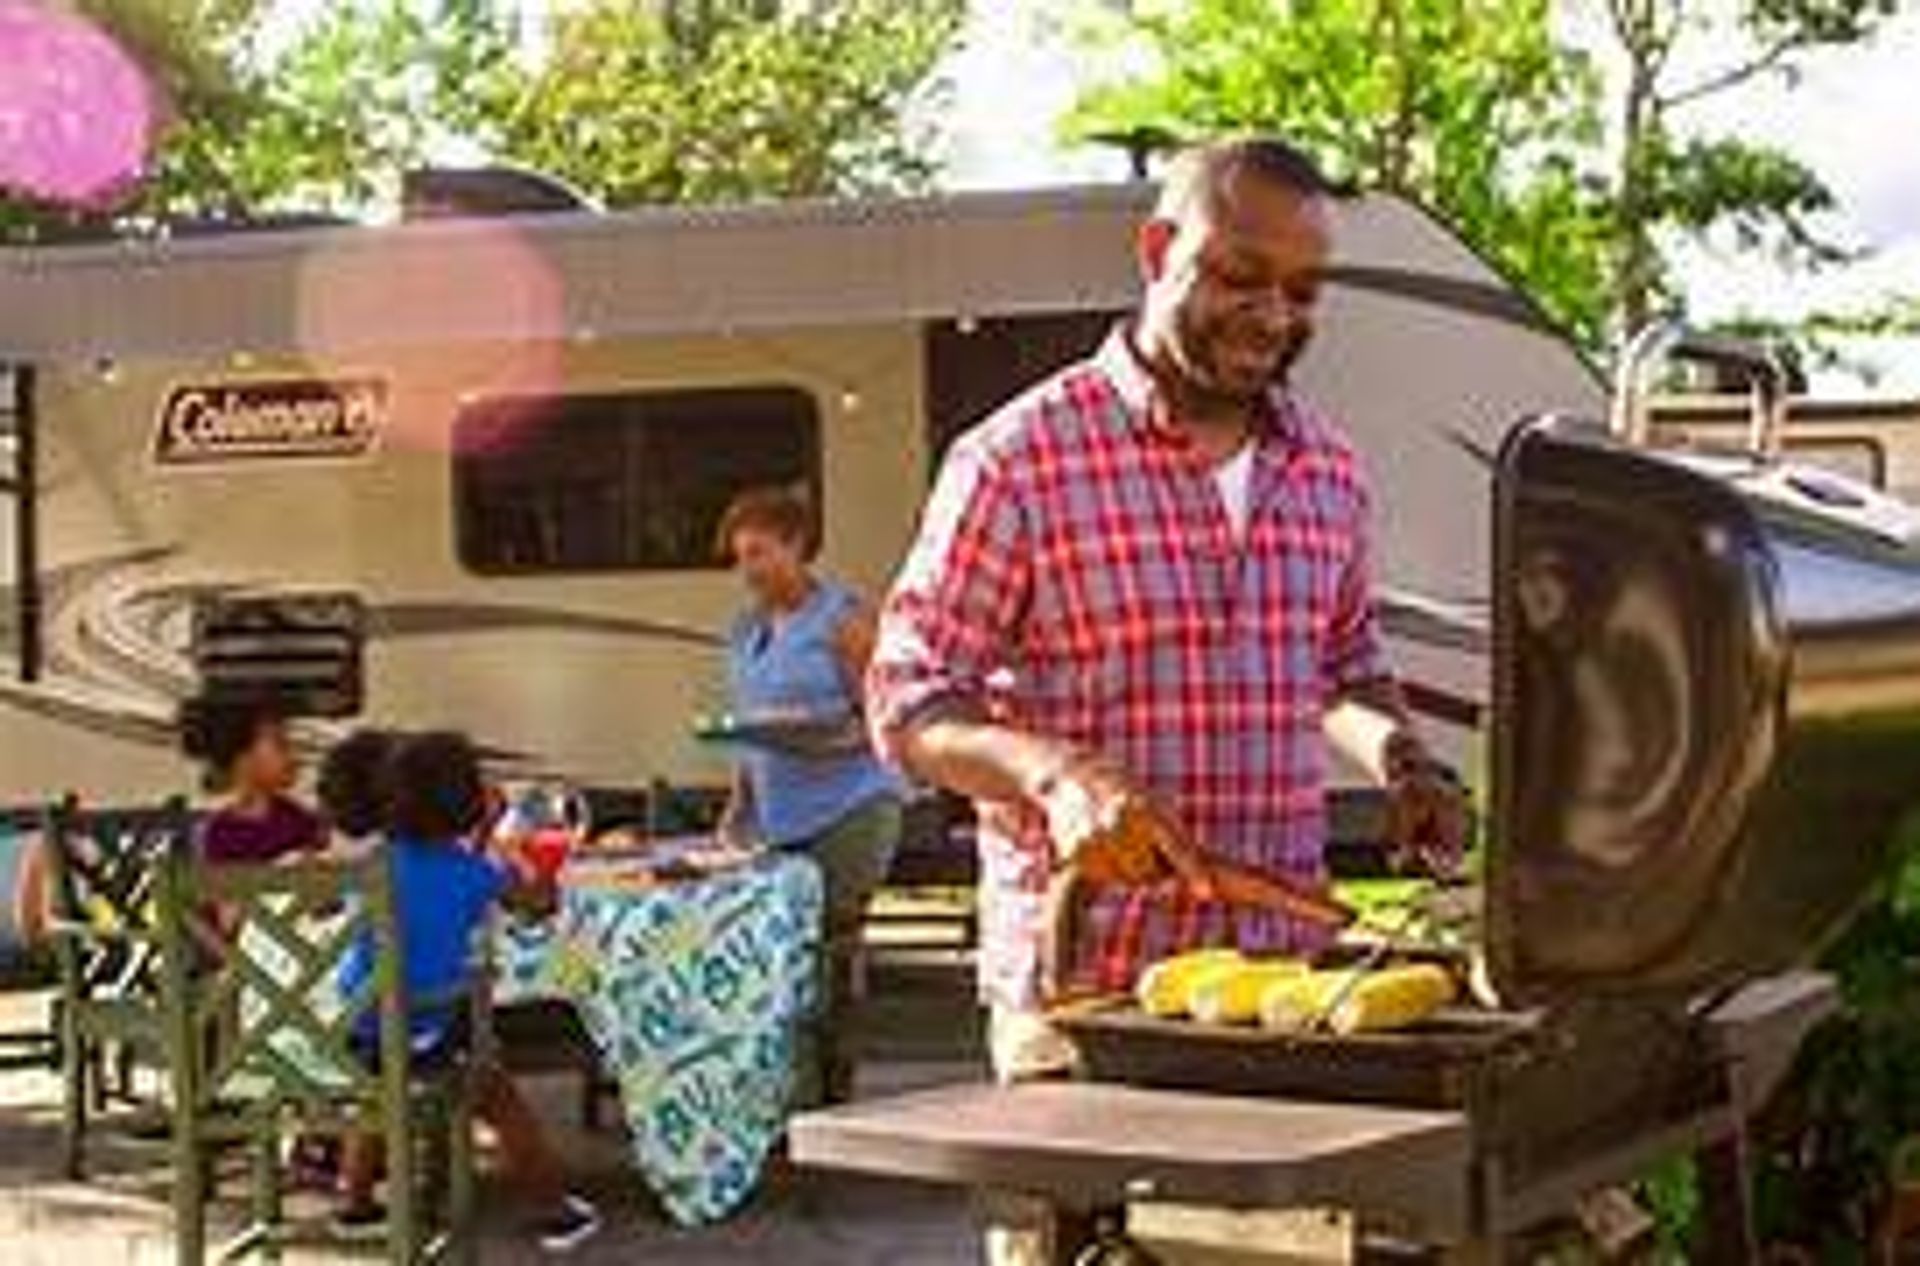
[726,580,901,846]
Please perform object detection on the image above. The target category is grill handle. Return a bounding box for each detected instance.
[1609,321,1789,459]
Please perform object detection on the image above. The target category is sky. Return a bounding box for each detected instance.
[1656,5,1920,389]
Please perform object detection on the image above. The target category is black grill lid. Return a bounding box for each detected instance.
[1488,415,1920,1006]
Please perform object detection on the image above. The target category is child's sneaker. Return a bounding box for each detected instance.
[533,1193,602,1254]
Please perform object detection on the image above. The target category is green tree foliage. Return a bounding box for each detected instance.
[204,0,514,213]
[1,0,961,239]
[0,0,494,236]
[1601,0,1899,335]
[0,0,258,238]
[1065,0,1617,347]
[481,0,964,204]
[1065,0,1902,352]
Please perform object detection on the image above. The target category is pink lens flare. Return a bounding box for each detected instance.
[295,220,568,452]
[0,1,157,206]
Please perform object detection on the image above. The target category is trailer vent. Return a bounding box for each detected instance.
[192,592,364,718]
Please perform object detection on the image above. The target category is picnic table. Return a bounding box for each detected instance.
[496,846,822,1224]
[252,842,823,1226]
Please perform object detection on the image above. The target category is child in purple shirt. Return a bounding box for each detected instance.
[179,697,325,865]
[178,697,334,1182]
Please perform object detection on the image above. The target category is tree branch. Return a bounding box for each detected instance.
[1606,0,1682,83]
[1642,0,1684,81]
[1657,36,1801,110]
[1604,0,1637,50]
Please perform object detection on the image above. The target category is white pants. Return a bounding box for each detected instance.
[983,1008,1089,1265]
[988,1006,1079,1086]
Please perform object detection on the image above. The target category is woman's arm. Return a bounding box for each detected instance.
[831,597,880,704]
[11,831,50,944]
[715,763,756,846]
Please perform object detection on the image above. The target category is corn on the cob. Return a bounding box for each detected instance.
[1257,971,1350,1033]
[1258,963,1456,1034]
[1326,963,1455,1035]
[1188,958,1311,1025]
[1135,948,1245,1017]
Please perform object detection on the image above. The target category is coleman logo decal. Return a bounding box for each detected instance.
[154,379,384,464]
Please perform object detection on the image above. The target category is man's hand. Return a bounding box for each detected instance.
[1384,738,1469,878]
[892,717,1215,894]
[1025,749,1217,898]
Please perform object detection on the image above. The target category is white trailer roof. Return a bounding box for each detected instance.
[0,185,1144,360]
[0,184,1580,367]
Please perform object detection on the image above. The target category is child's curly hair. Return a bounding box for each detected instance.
[382,731,487,843]
[177,695,283,788]
[317,729,402,839]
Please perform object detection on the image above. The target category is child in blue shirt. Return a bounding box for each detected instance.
[316,727,400,848]
[333,731,599,1254]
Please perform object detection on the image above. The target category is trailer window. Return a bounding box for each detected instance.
[454,386,820,573]
[1784,437,1886,490]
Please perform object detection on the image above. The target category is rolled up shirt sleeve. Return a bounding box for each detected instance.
[1322,485,1393,697]
[867,433,1032,761]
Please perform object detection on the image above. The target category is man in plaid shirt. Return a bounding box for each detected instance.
[871,136,1465,1260]
[871,136,1464,1070]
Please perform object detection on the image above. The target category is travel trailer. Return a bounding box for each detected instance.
[1652,395,1920,505]
[0,184,1608,804]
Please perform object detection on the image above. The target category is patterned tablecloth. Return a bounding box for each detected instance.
[495,852,823,1225]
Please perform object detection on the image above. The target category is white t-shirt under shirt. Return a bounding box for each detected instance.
[1214,440,1255,543]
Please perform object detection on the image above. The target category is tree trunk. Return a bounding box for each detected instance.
[1383,0,1416,192]
[1613,0,1661,343]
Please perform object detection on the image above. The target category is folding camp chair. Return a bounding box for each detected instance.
[154,841,484,1265]
[43,796,192,1177]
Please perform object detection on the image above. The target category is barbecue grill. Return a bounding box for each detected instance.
[794,326,1920,1258]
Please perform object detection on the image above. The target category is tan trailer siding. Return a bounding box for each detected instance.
[0,187,1606,801]
[9,323,926,798]
[1652,397,1920,504]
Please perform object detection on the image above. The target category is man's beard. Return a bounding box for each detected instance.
[1179,320,1308,404]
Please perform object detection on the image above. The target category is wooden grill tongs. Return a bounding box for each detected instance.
[1041,851,1356,1004]
[1038,779,1464,1005]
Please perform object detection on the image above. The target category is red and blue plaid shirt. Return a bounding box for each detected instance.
[869,329,1391,1008]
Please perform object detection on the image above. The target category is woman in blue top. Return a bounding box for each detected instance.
[714,487,903,1105]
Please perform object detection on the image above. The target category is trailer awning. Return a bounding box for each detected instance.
[0,187,1152,360]
[0,186,1575,364]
